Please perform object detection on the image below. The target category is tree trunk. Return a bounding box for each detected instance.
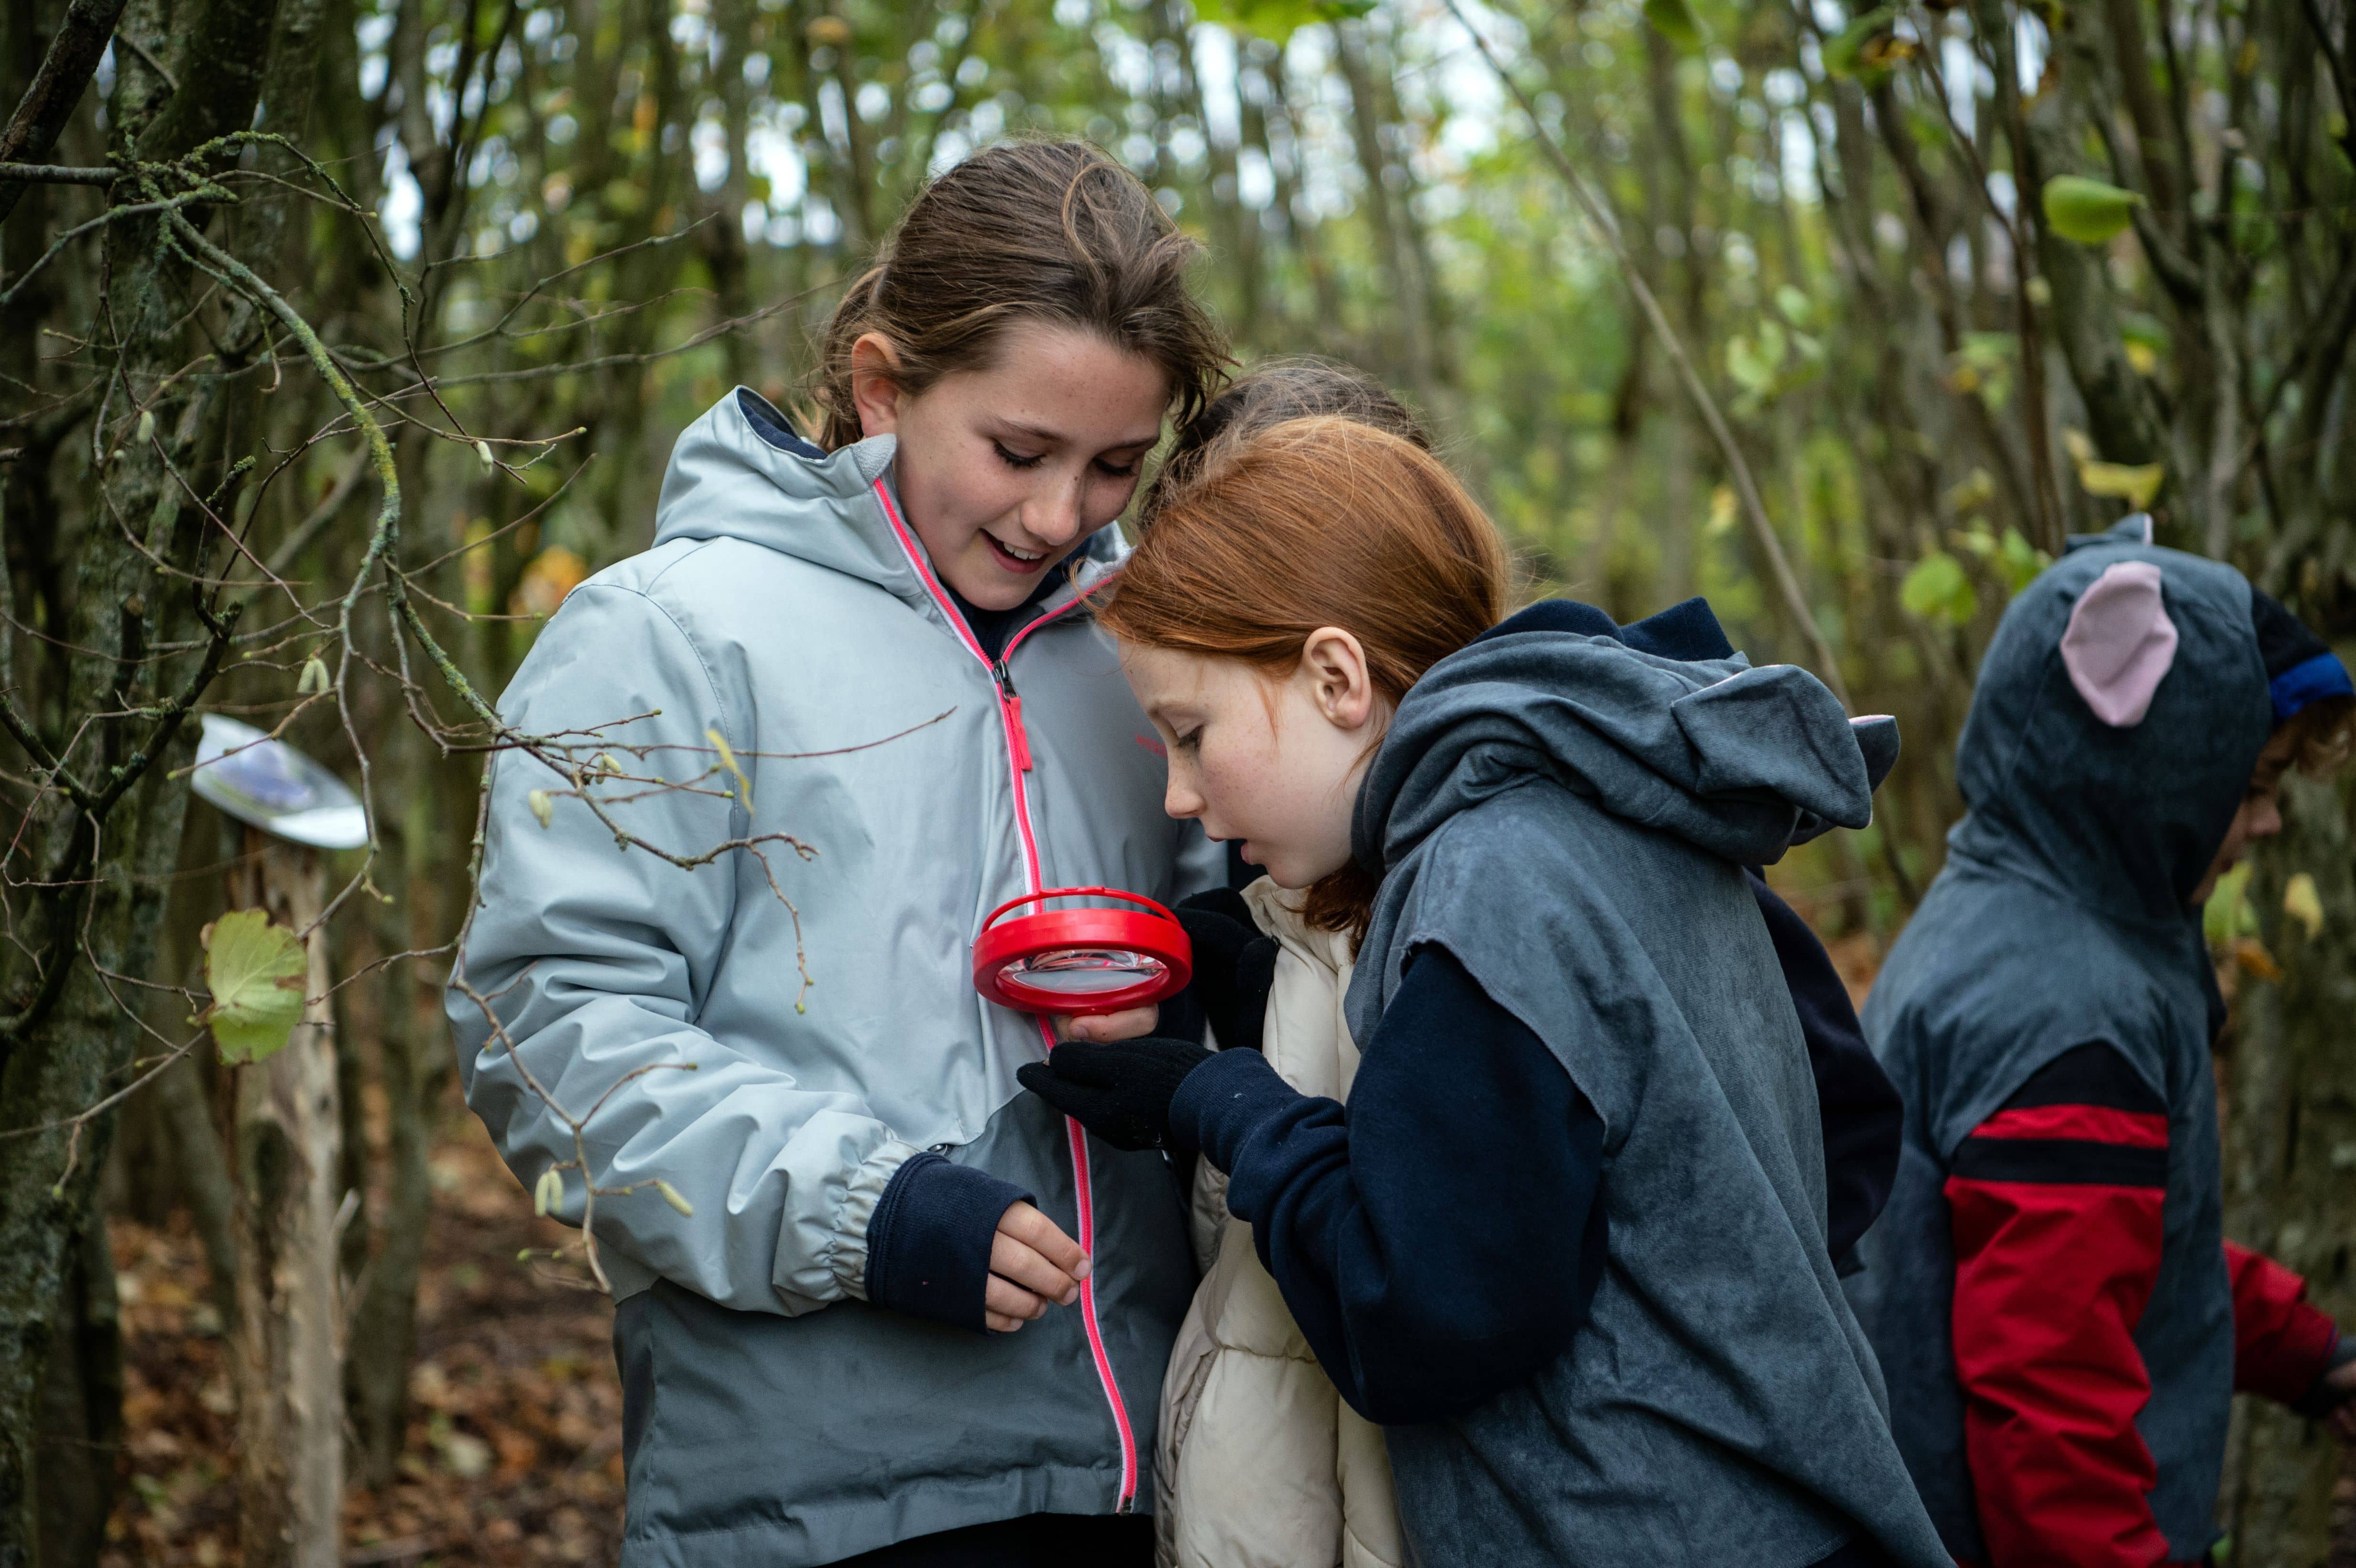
[32,1209,119,1568]
[2218,768,2356,1566]
[226,833,345,1568]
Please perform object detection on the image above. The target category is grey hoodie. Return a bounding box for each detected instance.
[449,389,1219,1567]
[1344,632,1951,1568]
[1846,520,2271,1560]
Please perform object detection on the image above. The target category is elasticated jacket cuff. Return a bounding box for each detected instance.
[862,1153,1032,1333]
[1170,1046,1301,1172]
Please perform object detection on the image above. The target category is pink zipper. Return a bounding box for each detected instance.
[873,479,1139,1511]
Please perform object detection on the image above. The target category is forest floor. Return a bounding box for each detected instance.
[102,1107,624,1568]
[89,928,2356,1567]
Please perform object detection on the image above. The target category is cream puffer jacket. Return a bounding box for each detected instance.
[1155,880,1407,1568]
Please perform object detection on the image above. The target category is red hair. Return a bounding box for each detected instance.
[1100,416,1510,938]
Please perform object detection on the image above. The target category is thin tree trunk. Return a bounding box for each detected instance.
[227,832,345,1568]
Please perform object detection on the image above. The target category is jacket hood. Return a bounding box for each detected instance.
[651,388,1128,607]
[1946,518,2270,927]
[1355,626,1891,873]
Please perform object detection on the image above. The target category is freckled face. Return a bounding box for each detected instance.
[861,321,1170,612]
[1119,644,1374,891]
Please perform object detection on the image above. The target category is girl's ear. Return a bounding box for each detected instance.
[850,333,905,439]
[1302,628,1379,731]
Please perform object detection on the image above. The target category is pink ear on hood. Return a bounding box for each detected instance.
[2061,560,2179,726]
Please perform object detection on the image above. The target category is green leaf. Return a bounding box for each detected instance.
[2120,312,2169,376]
[1727,333,1781,394]
[527,789,555,828]
[296,654,331,696]
[1824,7,1898,80]
[1190,0,1370,43]
[654,1178,695,1217]
[1995,528,2050,594]
[200,909,308,1065]
[1643,0,1706,53]
[1774,285,1815,327]
[2041,175,2146,244]
[1900,551,1977,627]
[534,1167,564,1218]
[2204,861,2257,948]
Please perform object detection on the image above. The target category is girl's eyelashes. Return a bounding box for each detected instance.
[991,439,1139,478]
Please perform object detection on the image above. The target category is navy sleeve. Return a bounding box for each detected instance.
[1745,871,1901,1264]
[1169,944,1607,1425]
[863,1153,1032,1332]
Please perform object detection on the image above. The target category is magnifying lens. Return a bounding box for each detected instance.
[972,887,1193,1016]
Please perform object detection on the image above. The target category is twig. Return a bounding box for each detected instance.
[110,31,177,96]
[1444,0,1853,707]
[0,163,119,186]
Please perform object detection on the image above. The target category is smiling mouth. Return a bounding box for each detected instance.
[985,533,1050,573]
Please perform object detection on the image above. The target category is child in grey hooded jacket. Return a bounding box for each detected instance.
[449,142,1228,1568]
[1024,414,1950,1568]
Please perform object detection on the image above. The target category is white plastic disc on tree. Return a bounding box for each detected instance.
[190,714,369,850]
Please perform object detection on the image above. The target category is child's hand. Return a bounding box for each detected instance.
[2320,1358,2356,1444]
[1055,1004,1158,1043]
[985,1200,1092,1333]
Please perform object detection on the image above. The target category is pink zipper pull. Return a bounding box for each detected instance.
[1005,694,1034,771]
[995,660,1034,772]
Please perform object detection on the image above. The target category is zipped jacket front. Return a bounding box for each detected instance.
[449,389,1218,1568]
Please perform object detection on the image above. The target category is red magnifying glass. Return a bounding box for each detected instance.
[972,886,1193,1016]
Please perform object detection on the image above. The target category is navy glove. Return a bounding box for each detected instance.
[1176,889,1278,1055]
[1017,1038,1213,1152]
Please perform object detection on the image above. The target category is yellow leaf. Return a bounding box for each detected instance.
[2234,936,2284,982]
[533,1167,564,1218]
[2285,872,2325,939]
[2061,427,2095,466]
[201,910,308,1065]
[528,789,555,828]
[296,654,331,696]
[708,728,753,817]
[2077,460,2166,509]
[1705,485,1738,537]
[2124,340,2159,376]
[655,1179,695,1217]
[510,546,589,619]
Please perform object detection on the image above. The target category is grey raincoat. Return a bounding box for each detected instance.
[449,389,1217,1567]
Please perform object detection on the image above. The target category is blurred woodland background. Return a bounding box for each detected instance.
[3,0,2355,1560]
